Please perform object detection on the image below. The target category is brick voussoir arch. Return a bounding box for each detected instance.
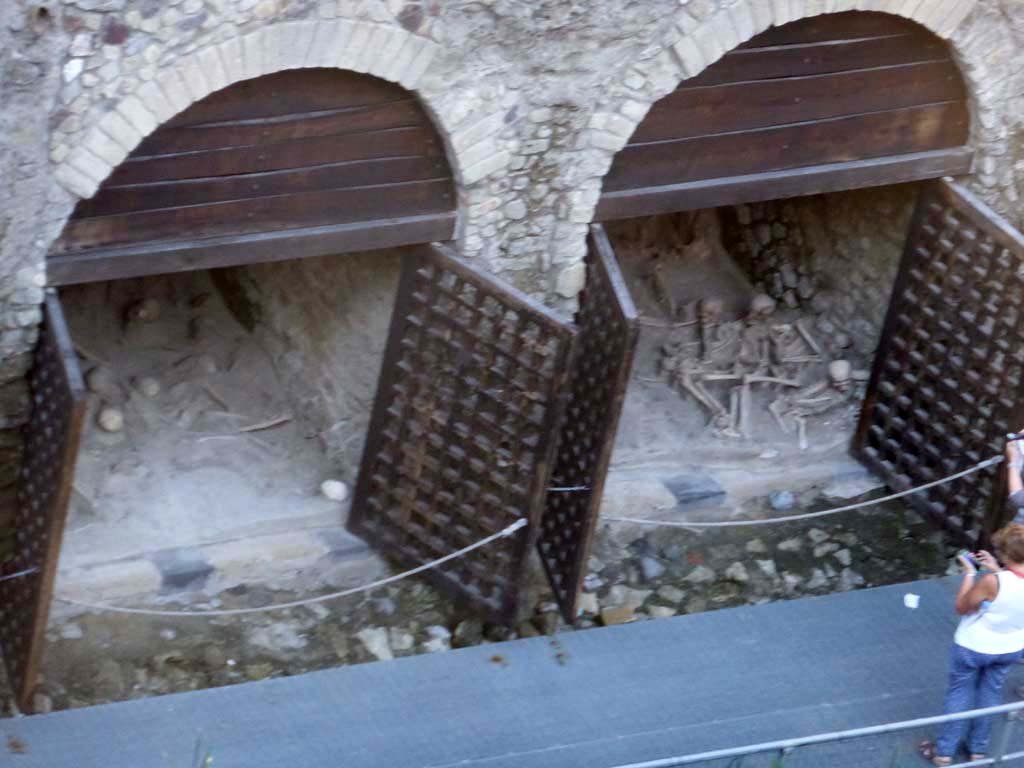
[53,19,505,202]
[569,0,987,227]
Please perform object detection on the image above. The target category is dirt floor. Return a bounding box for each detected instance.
[58,272,361,572]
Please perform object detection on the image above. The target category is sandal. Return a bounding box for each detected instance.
[919,741,953,766]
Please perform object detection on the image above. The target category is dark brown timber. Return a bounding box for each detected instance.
[853,179,1024,547]
[50,68,455,282]
[539,225,639,622]
[599,11,972,219]
[348,244,575,623]
[0,294,86,712]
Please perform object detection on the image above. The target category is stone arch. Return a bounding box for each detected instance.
[52,19,507,205]
[563,1,993,235]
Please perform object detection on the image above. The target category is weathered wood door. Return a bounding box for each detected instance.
[0,294,86,711]
[854,179,1024,546]
[538,225,639,621]
[348,244,577,623]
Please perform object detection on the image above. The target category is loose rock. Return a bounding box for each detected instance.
[356,627,393,661]
[806,569,828,590]
[639,556,666,582]
[320,480,349,502]
[600,605,635,625]
[807,528,830,544]
[684,565,715,584]
[724,562,749,583]
[756,559,777,578]
[97,406,125,432]
[453,618,484,648]
[777,537,802,552]
[834,549,852,567]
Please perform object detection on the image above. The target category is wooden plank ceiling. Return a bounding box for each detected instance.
[596,11,973,221]
[49,68,456,285]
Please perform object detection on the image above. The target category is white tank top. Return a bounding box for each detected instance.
[955,571,1024,655]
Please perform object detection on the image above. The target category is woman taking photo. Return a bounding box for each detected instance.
[920,442,1024,765]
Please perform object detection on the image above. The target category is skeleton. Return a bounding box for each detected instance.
[769,359,860,450]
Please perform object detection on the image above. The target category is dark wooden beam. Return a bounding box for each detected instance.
[593,147,974,222]
[47,211,456,286]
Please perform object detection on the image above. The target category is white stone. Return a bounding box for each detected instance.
[554,261,585,298]
[241,28,268,80]
[86,366,119,399]
[70,32,94,57]
[577,591,599,615]
[59,622,84,640]
[137,81,177,124]
[813,542,839,557]
[388,628,415,652]
[782,572,803,592]
[807,528,830,544]
[777,537,802,552]
[684,565,716,584]
[834,548,852,567]
[67,147,111,185]
[320,479,349,502]
[745,538,768,554]
[356,627,393,661]
[838,568,866,591]
[135,377,161,397]
[198,46,229,93]
[97,406,125,433]
[98,109,144,153]
[118,95,158,137]
[724,562,749,583]
[155,68,193,113]
[54,163,99,198]
[806,569,829,590]
[504,200,527,220]
[756,559,778,578]
[63,58,84,82]
[648,605,677,619]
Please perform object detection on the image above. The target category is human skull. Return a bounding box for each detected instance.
[698,297,725,324]
[749,293,776,321]
[828,359,853,391]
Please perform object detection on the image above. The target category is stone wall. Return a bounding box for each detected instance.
[723,184,917,361]
[1,0,1024,486]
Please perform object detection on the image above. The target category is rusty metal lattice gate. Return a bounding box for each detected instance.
[854,179,1024,546]
[0,294,86,710]
[538,227,639,622]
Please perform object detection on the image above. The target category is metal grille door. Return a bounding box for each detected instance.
[0,294,86,710]
[854,179,1024,545]
[539,226,639,621]
[348,245,575,623]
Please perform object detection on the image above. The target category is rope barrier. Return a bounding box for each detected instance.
[0,566,39,584]
[603,455,1004,529]
[54,518,528,618]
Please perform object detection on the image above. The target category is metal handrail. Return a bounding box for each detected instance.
[608,699,1024,767]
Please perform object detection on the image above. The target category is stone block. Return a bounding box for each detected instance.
[452,111,505,153]
[82,126,126,167]
[117,94,158,137]
[368,25,408,79]
[663,474,726,507]
[136,80,177,124]
[772,0,793,27]
[399,36,437,89]
[938,0,975,37]
[728,2,756,43]
[671,36,706,78]
[282,21,319,70]
[306,20,344,67]
[178,56,212,101]
[750,0,775,33]
[600,605,635,625]
[219,36,245,84]
[241,28,268,81]
[197,46,229,94]
[98,108,144,153]
[155,68,192,113]
[694,17,727,65]
[381,31,421,84]
[342,22,377,72]
[66,147,112,185]
[460,147,508,185]
[554,261,585,298]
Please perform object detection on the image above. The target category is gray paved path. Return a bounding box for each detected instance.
[5,577,1024,768]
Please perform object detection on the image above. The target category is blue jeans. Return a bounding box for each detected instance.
[935,643,1023,757]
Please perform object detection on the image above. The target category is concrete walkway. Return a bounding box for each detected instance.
[5,577,1024,768]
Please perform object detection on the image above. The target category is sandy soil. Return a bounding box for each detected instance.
[58,272,349,570]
